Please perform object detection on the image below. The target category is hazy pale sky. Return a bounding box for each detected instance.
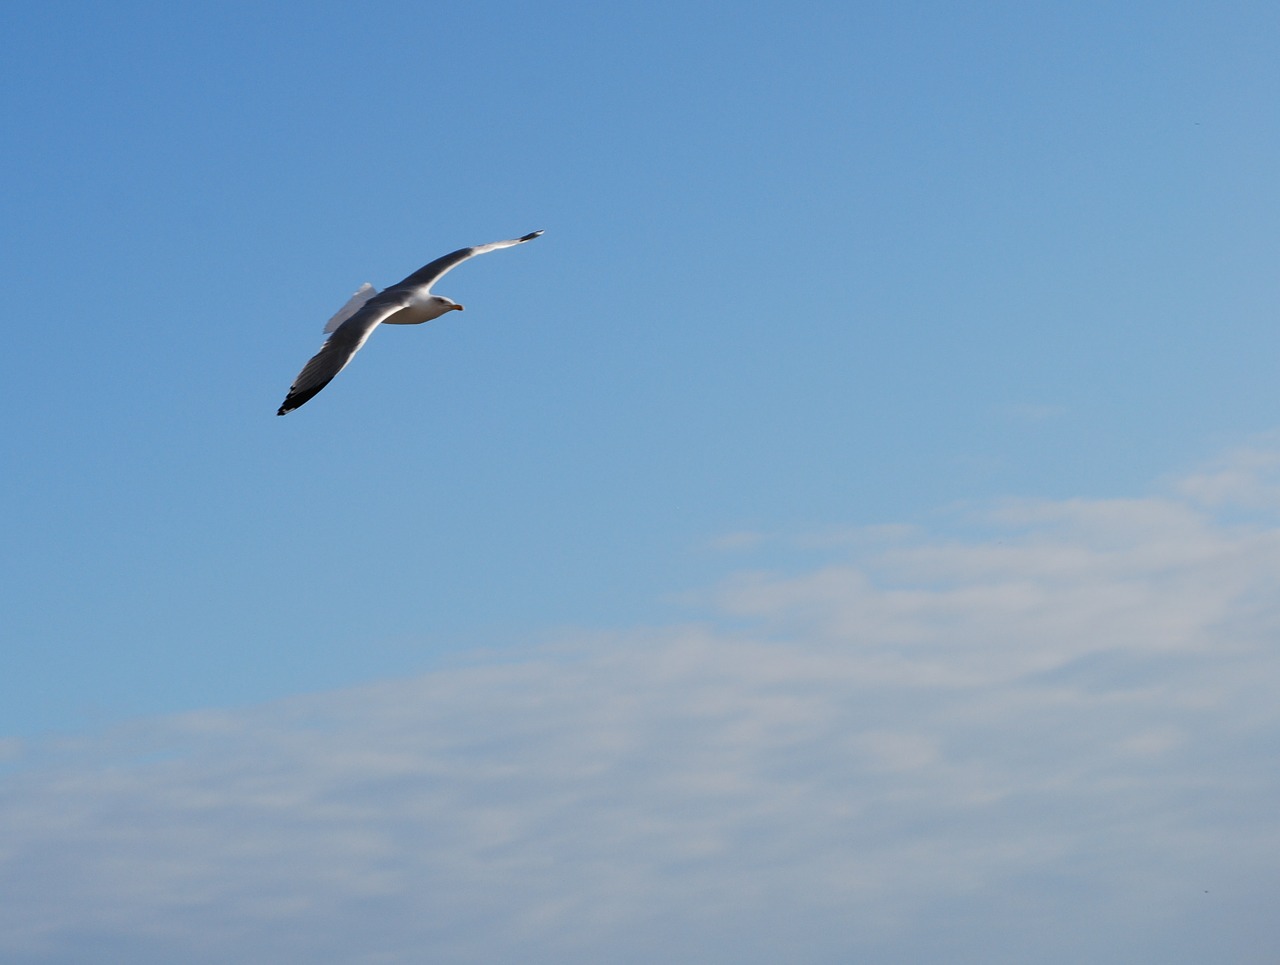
[3,1,1279,962]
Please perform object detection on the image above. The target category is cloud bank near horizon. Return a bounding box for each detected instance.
[4,447,1280,964]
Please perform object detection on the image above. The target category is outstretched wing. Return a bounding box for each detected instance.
[323,282,378,333]
[277,295,409,415]
[390,230,543,293]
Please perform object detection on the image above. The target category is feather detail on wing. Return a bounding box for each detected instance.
[323,282,379,333]
[392,230,543,293]
[277,296,408,415]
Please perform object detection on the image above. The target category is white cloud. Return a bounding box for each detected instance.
[3,450,1280,963]
[1174,438,1280,511]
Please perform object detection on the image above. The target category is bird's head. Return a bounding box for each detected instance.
[422,295,464,318]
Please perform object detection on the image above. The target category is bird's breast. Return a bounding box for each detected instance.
[384,293,451,325]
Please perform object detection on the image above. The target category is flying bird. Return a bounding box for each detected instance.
[277,230,543,415]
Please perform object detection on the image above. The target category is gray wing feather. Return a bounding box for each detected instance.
[323,282,379,333]
[277,296,409,415]
[391,230,543,293]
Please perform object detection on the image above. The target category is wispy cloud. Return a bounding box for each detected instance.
[4,450,1280,963]
[1173,437,1280,511]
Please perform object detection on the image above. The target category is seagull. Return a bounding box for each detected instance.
[277,230,543,415]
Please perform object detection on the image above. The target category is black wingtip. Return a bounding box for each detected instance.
[277,379,332,416]
[520,230,544,241]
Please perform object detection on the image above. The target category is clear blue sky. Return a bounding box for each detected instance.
[3,2,1279,962]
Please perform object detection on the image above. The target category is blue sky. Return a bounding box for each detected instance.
[3,1,1280,961]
